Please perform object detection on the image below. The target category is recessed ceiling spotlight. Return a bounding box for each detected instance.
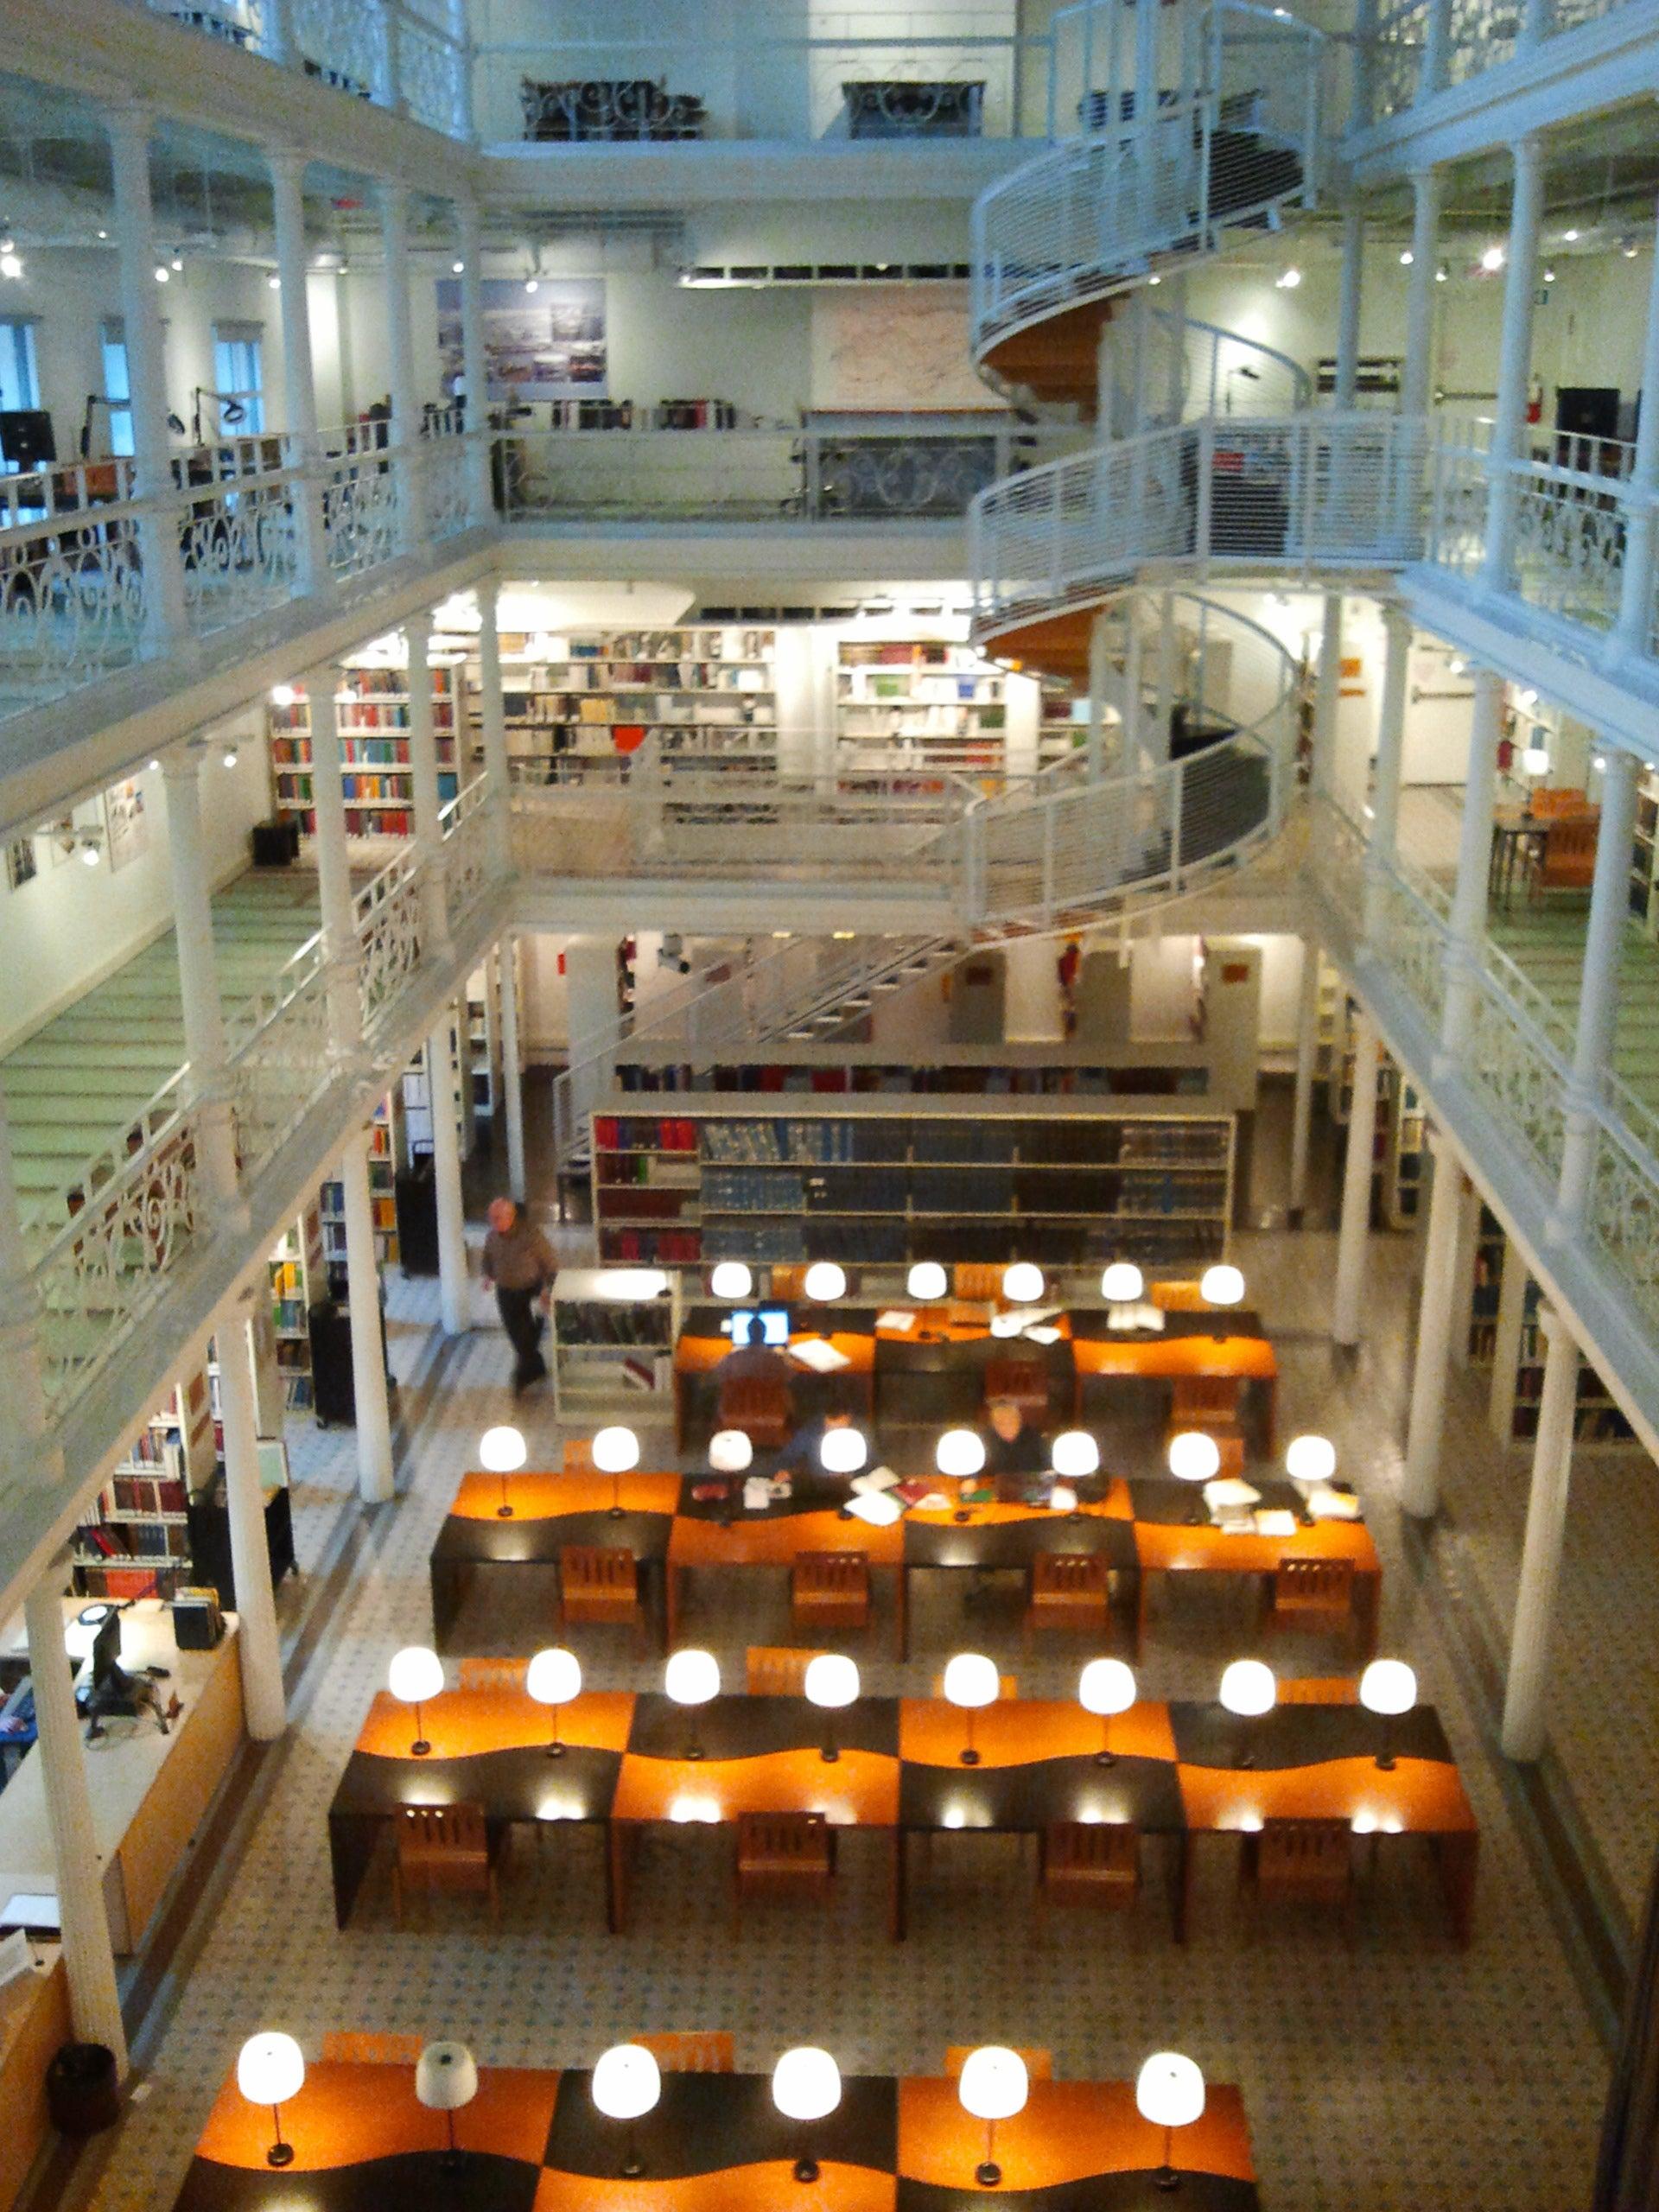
[451,258,464,274]
[1399,248,1414,264]
[1563,227,1580,241]
[267,272,281,289]
[1147,272,1161,285]
[171,252,184,271]
[1275,266,1301,289]
[0,253,22,281]
[1623,237,1640,258]
[154,264,170,283]
[1435,263,1448,283]
[1479,244,1504,272]
[1543,266,1556,283]
[223,746,239,768]
[97,227,109,240]
[524,276,539,294]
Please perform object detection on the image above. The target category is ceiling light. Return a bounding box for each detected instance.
[1563,227,1579,241]
[1398,248,1414,264]
[223,747,239,768]
[267,273,281,289]
[452,258,465,274]
[1479,244,1504,272]
[97,228,109,240]
[1543,267,1556,283]
[1275,266,1301,289]
[147,758,161,772]
[1435,264,1448,283]
[79,839,102,868]
[524,276,539,294]
[171,253,184,271]
[155,265,170,283]
[1002,1262,1044,1304]
[1147,272,1161,285]
[0,255,22,280]
[1624,238,1640,258]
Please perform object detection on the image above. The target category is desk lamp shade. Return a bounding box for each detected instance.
[804,1652,860,1762]
[819,1427,868,1474]
[1051,1431,1099,1479]
[416,2041,478,2166]
[664,1647,720,1758]
[710,1261,753,1300]
[526,1646,582,1755]
[1359,1657,1417,1770]
[1285,1433,1337,1484]
[908,1261,947,1300]
[1101,1262,1144,1303]
[1199,1263,1245,1306]
[773,2045,842,2180]
[957,2045,1028,2187]
[480,1422,527,1516]
[1135,2050,1205,2190]
[1218,1658,1274,1765]
[1002,1262,1044,1303]
[944,1650,1000,1764]
[592,2044,662,2177]
[804,1261,847,1301]
[937,1428,986,1479]
[238,2032,305,2168]
[1167,1431,1221,1484]
[709,1428,754,1474]
[1078,1656,1136,1763]
[388,1645,444,1755]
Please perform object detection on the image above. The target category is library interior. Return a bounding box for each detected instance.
[1,1,1659,2207]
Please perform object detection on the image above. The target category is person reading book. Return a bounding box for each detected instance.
[778,1389,861,1499]
[969,1397,1052,1505]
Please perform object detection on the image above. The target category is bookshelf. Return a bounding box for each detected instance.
[268,664,461,838]
[466,967,500,1128]
[269,1202,327,1413]
[1465,1202,1506,1364]
[1510,1299,1638,1446]
[72,1366,219,1599]
[320,1092,404,1282]
[470,626,778,779]
[1631,766,1659,930]
[549,1268,681,1417]
[1382,1071,1426,1229]
[590,1099,1235,1270]
[1313,957,1344,1096]
[834,639,1071,781]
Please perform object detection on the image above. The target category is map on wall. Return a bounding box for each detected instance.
[811,286,993,410]
[436,278,607,402]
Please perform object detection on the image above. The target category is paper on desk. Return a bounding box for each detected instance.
[788,1337,851,1373]
[1211,1509,1255,1535]
[1306,1484,1361,1521]
[0,1928,31,1990]
[1107,1302,1166,1333]
[1253,1508,1299,1537]
[876,1309,918,1333]
[1023,1325,1063,1345]
[845,1489,903,1527]
[742,1477,772,1512]
[1049,1485,1078,1513]
[851,1465,901,1493]
[1204,1476,1261,1510]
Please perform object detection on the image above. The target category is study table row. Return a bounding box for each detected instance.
[671,1302,1280,1449]
[429,1470,1381,1661]
[172,2054,1263,2211]
[327,1684,1478,1944]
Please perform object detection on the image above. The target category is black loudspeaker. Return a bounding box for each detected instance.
[395,1146,440,1274]
[308,1299,356,1427]
[0,409,55,469]
[1554,386,1619,441]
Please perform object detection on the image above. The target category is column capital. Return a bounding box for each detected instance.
[266,142,309,183]
[159,744,204,786]
[1512,132,1542,169]
[1535,1300,1573,1347]
[104,101,156,148]
[1598,745,1641,791]
[404,607,434,654]
[1380,601,1413,641]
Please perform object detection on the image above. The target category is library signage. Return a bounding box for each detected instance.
[436,277,607,400]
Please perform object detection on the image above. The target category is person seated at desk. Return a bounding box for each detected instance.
[777,1390,860,1501]
[968,1396,1052,1506]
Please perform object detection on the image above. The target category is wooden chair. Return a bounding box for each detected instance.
[1265,1557,1357,1637]
[1529,816,1599,898]
[1171,1375,1242,1426]
[1240,1817,1353,1925]
[1529,785,1590,818]
[944,2044,1052,2082]
[321,2031,423,2064]
[734,1810,835,1925]
[791,1552,871,1635]
[632,2031,734,2074]
[1025,1552,1110,1641]
[458,1656,527,1693]
[563,1439,597,1475]
[1149,1281,1207,1310]
[983,1355,1050,1424]
[1038,1821,1141,1919]
[391,1803,499,1925]
[1277,1676,1360,1705]
[562,1545,645,1641]
[717,1370,793,1449]
[747,1646,826,1696]
[953,1263,1003,1303]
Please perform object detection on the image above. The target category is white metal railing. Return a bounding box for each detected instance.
[440,773,495,923]
[177,435,305,637]
[133,0,470,136]
[224,931,335,1179]
[17,1063,193,1247]
[971,414,1426,634]
[972,3,1323,362]
[353,842,428,1030]
[1363,0,1643,123]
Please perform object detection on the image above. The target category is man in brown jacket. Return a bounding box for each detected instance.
[480,1196,557,1395]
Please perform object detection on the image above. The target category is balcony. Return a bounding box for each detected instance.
[1356,0,1659,144]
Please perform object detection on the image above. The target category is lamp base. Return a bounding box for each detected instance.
[496,1504,515,1518]
[794,2157,821,2183]
[1094,1749,1117,1767]
[267,2145,295,2170]
[959,1747,981,1766]
[821,1745,840,1763]
[410,1740,431,1758]
[1185,1504,1205,1526]
[685,1745,705,1761]
[1154,2166,1181,2191]
[1068,1508,1085,1522]
[607,1504,627,1520]
[440,2151,464,2172]
[620,2158,643,2180]
[976,2162,1001,2188]
[954,1509,972,1523]
[1374,1751,1395,1771]
[545,1741,567,1758]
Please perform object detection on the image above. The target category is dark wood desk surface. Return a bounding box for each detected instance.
[172,2058,1262,2209]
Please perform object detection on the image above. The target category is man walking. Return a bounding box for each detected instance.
[480,1196,557,1395]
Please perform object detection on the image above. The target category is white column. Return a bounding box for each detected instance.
[268,145,327,594]
[1439,670,1502,1059]
[456,200,493,524]
[337,1125,394,1502]
[1400,169,1442,420]
[23,1565,127,2074]
[1420,0,1451,96]
[1501,1302,1580,1759]
[378,182,422,550]
[1363,606,1413,938]
[1401,1132,1463,1516]
[1122,618,1147,770]
[1153,590,1178,762]
[1553,746,1639,1234]
[0,1087,56,1491]
[404,613,454,965]
[1085,610,1111,780]
[1351,0,1379,128]
[162,749,245,1221]
[1332,1010,1382,1345]
[1288,938,1321,1216]
[106,105,187,651]
[455,979,477,1160]
[1449,1178,1484,1370]
[474,578,512,871]
[1309,594,1344,800]
[499,931,527,1201]
[1613,196,1659,658]
[1488,1234,1529,1440]
[1334,207,1365,410]
[214,1281,286,1739]
[428,1018,470,1335]
[1480,137,1545,594]
[306,672,366,1055]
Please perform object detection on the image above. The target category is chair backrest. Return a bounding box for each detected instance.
[795,1551,869,1597]
[931,1673,1018,1699]
[1031,1552,1109,1599]
[458,1657,527,1694]
[1539,817,1599,882]
[633,2031,735,2074]
[953,1264,1002,1303]
[944,2044,1052,2082]
[747,1647,826,1696]
[1530,786,1590,817]
[1258,1816,1351,1882]
[769,1264,810,1300]
[717,1371,793,1441]
[1149,1280,1206,1310]
[1276,1676,1360,1705]
[1043,1820,1138,1874]
[563,1544,638,1597]
[982,1356,1048,1411]
[397,1802,488,1860]
[321,2031,423,2065]
[563,1439,597,1474]
[737,1809,829,1861]
[1171,1374,1241,1420]
[1275,1557,1356,1607]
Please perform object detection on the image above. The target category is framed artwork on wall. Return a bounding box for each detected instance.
[5,837,35,891]
[105,780,147,872]
[436,277,607,402]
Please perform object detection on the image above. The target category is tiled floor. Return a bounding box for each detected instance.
[60,1165,1628,2212]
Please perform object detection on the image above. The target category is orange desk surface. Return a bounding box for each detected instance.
[1072,1334,1278,1382]
[448,1470,683,1522]
[674,1330,875,1376]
